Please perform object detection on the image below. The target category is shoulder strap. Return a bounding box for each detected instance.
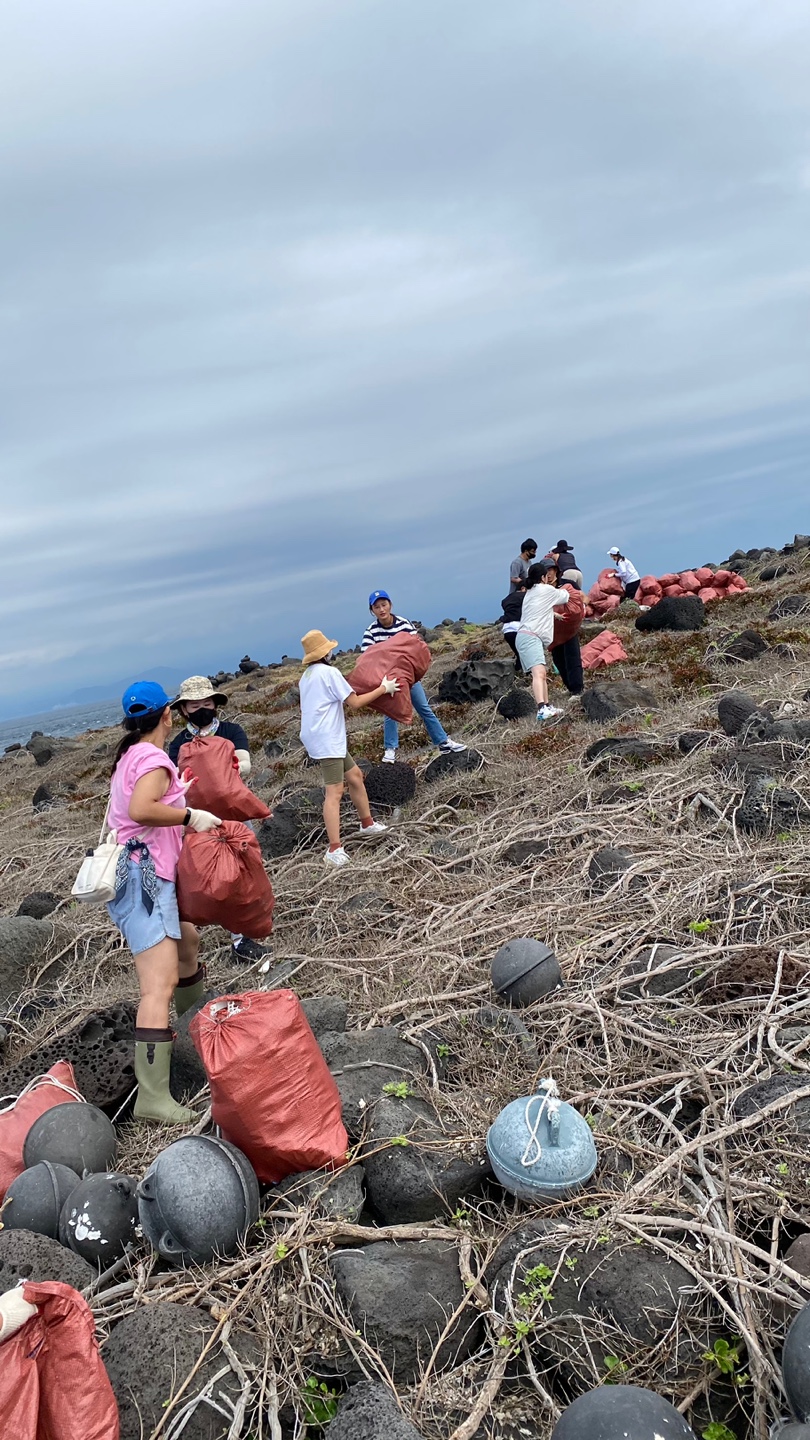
[98,797,112,845]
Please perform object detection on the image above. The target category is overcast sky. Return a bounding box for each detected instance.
[2,0,809,716]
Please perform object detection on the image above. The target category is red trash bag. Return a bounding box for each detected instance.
[598,567,624,597]
[0,1063,82,1201]
[679,570,700,593]
[176,822,274,938]
[712,569,734,587]
[0,1281,118,1440]
[698,587,718,603]
[177,735,270,822]
[581,631,628,670]
[347,632,432,723]
[190,991,348,1183]
[552,584,586,645]
[695,567,715,585]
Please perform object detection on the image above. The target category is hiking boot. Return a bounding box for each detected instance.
[439,738,467,753]
[133,1034,196,1125]
[359,820,387,837]
[382,748,398,763]
[231,936,268,963]
[173,965,206,1017]
[324,846,351,868]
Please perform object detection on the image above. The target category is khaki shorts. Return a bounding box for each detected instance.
[320,754,358,786]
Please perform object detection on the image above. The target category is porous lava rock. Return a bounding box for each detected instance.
[499,838,555,866]
[362,761,417,806]
[588,846,634,892]
[363,1094,491,1223]
[238,655,262,673]
[718,691,772,737]
[257,787,324,858]
[715,742,801,782]
[328,1381,425,1440]
[424,748,484,783]
[318,1028,431,1138]
[0,1003,137,1110]
[580,680,657,722]
[678,731,716,755]
[635,595,705,632]
[732,1074,810,1133]
[104,1302,258,1440]
[621,944,700,999]
[475,1007,540,1066]
[735,776,810,835]
[437,658,515,705]
[16,891,60,919]
[32,783,55,811]
[596,783,645,805]
[301,995,349,1039]
[26,734,58,767]
[329,1240,481,1380]
[0,915,63,1006]
[272,1164,365,1222]
[760,562,790,581]
[720,629,769,663]
[0,1228,93,1291]
[428,838,471,866]
[496,688,536,720]
[584,736,666,767]
[263,738,283,759]
[490,1238,702,1386]
[769,595,810,621]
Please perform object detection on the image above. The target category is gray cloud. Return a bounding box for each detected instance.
[1,0,809,713]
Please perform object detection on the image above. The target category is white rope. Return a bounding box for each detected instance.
[519,1077,561,1169]
[0,1074,84,1116]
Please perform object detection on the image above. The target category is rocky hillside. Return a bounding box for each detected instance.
[1,537,810,1439]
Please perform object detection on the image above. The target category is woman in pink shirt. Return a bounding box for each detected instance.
[107,681,221,1124]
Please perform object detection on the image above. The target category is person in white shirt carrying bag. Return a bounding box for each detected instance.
[607,546,641,600]
[515,561,571,723]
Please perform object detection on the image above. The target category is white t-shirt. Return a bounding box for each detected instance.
[518,585,569,644]
[616,557,640,585]
[299,664,353,759]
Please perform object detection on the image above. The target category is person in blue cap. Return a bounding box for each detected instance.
[105,680,222,1125]
[361,591,467,763]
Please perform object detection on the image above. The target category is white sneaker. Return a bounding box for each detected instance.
[360,820,388,837]
[536,705,564,722]
[324,846,351,868]
[382,748,398,764]
[439,738,467,753]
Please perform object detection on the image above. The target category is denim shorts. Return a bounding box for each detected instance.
[516,630,547,671]
[107,859,181,955]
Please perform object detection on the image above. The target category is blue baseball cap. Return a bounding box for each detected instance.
[368,589,391,610]
[121,680,174,718]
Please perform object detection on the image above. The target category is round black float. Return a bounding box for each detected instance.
[551,1385,698,1440]
[784,1300,810,1422]
[491,938,562,1007]
[138,1134,260,1265]
[23,1103,117,1175]
[2,1162,80,1238]
[59,1173,139,1265]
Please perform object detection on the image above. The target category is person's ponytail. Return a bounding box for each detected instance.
[111,707,167,774]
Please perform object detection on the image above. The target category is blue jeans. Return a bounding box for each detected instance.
[384,681,448,750]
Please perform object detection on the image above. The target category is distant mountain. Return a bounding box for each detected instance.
[62,667,190,708]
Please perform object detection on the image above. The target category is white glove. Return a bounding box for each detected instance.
[187,809,222,833]
[234,749,251,780]
[380,675,400,696]
[0,1288,37,1343]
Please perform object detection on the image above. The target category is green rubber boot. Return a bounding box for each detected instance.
[133,1034,196,1125]
[174,965,207,1018]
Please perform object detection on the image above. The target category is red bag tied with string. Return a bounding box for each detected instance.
[177,734,270,822]
[0,1062,82,1201]
[190,990,348,1183]
[0,1281,119,1440]
[347,632,432,723]
[176,821,274,938]
[551,584,586,646]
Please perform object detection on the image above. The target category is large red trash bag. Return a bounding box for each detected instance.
[552,584,586,645]
[190,990,348,1183]
[598,568,624,597]
[0,1280,119,1440]
[698,587,718,602]
[695,567,715,585]
[347,632,432,723]
[0,1063,82,1201]
[581,631,628,670]
[177,735,270,822]
[176,822,274,938]
[679,570,700,593]
[713,569,734,587]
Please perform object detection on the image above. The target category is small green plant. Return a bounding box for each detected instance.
[689,918,712,934]
[563,1256,578,1270]
[702,1423,736,1440]
[382,1080,412,1098]
[436,1043,451,1059]
[301,1376,339,1426]
[274,1241,289,1260]
[777,1161,789,1176]
[582,1204,600,1218]
[518,1263,555,1308]
[389,1135,409,1147]
[585,1112,597,1130]
[703,1337,746,1383]
[603,1354,628,1380]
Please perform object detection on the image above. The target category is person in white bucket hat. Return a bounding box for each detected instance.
[607,547,641,600]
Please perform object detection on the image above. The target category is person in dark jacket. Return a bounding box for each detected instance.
[500,589,524,671]
[552,540,583,587]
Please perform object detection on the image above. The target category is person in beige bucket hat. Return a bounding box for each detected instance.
[169,676,266,962]
[299,630,400,868]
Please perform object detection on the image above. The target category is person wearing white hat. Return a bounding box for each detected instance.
[607,547,641,600]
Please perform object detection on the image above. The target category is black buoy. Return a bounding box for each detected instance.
[23,1103,117,1175]
[59,1173,139,1266]
[2,1162,80,1238]
[551,1385,698,1440]
[138,1135,259,1265]
[784,1301,810,1422]
[491,938,562,1007]
[774,1423,810,1439]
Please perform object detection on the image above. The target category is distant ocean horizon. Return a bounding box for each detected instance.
[0,699,123,751]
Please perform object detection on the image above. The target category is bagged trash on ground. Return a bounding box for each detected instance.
[176,822,275,938]
[0,1279,119,1439]
[580,630,628,670]
[177,734,270,822]
[190,990,348,1182]
[0,1063,83,1201]
[348,632,432,723]
[552,583,586,645]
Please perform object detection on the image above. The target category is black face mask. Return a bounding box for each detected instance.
[187,706,216,730]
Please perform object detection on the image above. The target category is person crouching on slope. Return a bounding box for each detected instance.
[299,629,398,869]
[516,562,571,722]
[168,675,266,964]
[361,590,467,764]
[106,681,221,1124]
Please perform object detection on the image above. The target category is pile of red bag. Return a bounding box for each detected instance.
[586,567,747,617]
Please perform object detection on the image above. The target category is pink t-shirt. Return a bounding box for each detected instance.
[108,744,186,882]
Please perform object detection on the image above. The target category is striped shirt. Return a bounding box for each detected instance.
[360,615,418,651]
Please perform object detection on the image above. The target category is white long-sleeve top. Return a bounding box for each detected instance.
[615,557,640,585]
[518,585,569,644]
